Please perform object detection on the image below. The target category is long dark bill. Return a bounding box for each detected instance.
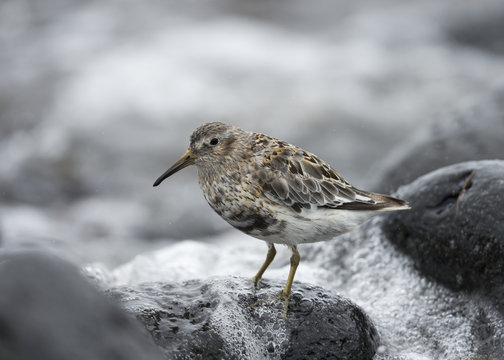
[153,149,196,187]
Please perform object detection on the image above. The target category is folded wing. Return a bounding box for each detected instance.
[253,146,384,214]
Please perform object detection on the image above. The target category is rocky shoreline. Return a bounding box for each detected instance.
[2,157,504,359]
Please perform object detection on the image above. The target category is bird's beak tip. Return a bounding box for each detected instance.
[153,149,195,187]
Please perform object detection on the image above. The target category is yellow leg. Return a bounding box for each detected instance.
[252,243,276,287]
[281,245,300,298]
[279,245,300,317]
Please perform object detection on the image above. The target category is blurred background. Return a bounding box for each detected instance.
[1,0,504,267]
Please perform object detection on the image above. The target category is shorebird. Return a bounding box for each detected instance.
[154,122,409,314]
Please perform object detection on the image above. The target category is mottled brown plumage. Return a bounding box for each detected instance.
[154,122,409,315]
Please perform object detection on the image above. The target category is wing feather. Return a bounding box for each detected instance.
[248,133,409,213]
[253,145,377,213]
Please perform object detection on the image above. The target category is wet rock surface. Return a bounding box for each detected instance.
[0,250,163,360]
[372,90,504,193]
[382,160,504,312]
[109,277,379,360]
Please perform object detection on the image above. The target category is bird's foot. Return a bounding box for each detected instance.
[250,290,291,318]
[249,276,267,307]
[251,275,261,289]
[273,290,291,318]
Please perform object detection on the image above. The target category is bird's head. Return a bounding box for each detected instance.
[153,122,245,186]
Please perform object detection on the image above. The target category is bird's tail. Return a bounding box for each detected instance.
[369,193,410,211]
[337,191,410,211]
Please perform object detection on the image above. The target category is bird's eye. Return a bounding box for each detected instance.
[210,138,219,146]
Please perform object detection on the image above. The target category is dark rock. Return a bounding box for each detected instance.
[445,3,504,55]
[0,150,91,206]
[371,89,504,193]
[0,250,163,360]
[109,277,379,360]
[382,160,504,313]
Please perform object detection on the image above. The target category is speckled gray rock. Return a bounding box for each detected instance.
[0,250,163,360]
[382,160,504,313]
[109,277,379,360]
[371,89,504,193]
